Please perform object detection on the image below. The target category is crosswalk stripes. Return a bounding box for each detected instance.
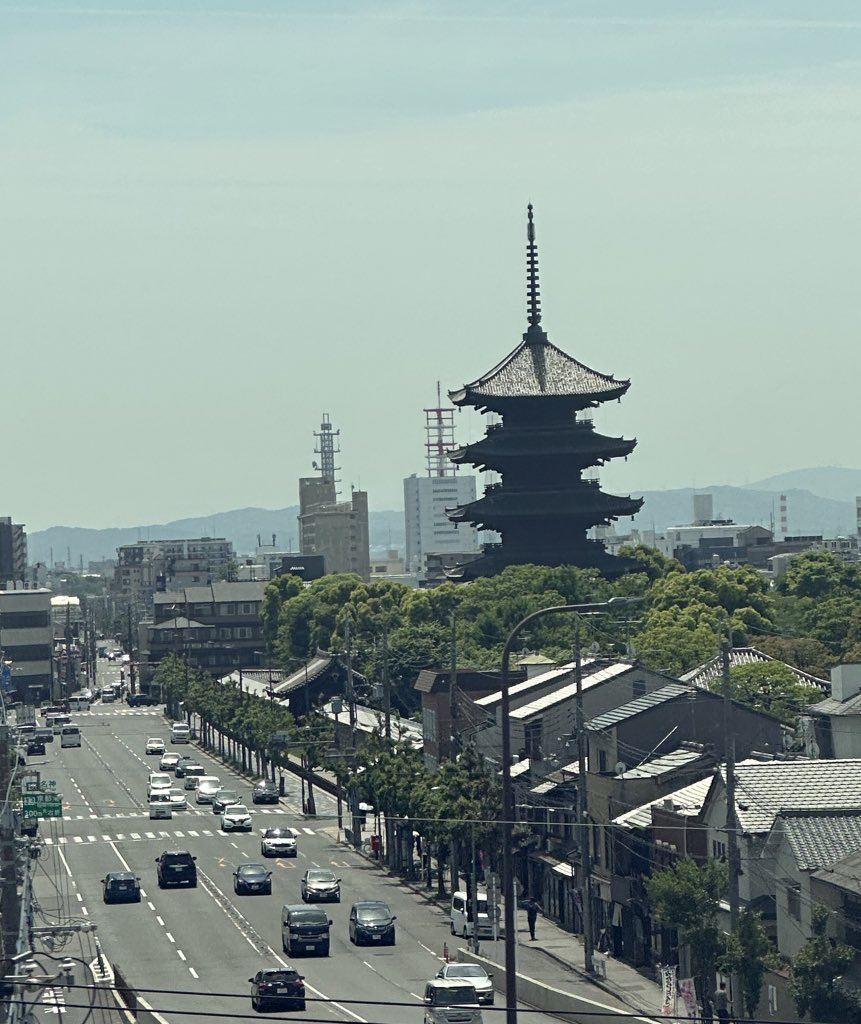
[62,807,290,822]
[73,709,162,717]
[42,827,316,847]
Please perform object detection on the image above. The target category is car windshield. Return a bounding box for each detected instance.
[289,909,326,923]
[162,852,192,864]
[239,864,266,876]
[226,804,248,814]
[261,970,298,983]
[447,966,486,979]
[264,829,293,838]
[308,870,335,882]
[357,906,390,922]
[434,987,476,1006]
[217,790,238,800]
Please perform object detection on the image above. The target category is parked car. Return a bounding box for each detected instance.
[102,871,142,904]
[435,964,494,1005]
[249,968,305,1013]
[233,863,272,895]
[260,827,298,858]
[155,850,197,888]
[301,868,340,903]
[221,804,252,832]
[349,901,396,946]
[251,779,280,804]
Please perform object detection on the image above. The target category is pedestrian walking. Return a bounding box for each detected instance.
[522,897,541,940]
[712,982,731,1024]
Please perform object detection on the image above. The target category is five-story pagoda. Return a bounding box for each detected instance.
[446,206,643,580]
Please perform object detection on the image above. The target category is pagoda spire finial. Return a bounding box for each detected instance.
[526,203,544,340]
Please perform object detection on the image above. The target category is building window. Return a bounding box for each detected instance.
[241,603,252,614]
[524,720,543,760]
[787,885,801,922]
[598,750,608,774]
[712,839,726,860]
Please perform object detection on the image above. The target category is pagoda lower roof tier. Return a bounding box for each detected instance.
[447,486,644,525]
[449,428,636,468]
[446,540,640,581]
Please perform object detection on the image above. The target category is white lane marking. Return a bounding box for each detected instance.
[57,849,73,878]
[177,950,186,961]
[108,842,133,872]
[76,893,83,902]
[302,827,315,835]
[189,967,199,979]
[137,996,170,1024]
[241,851,249,858]
[156,917,165,926]
[145,832,156,839]
[264,945,367,1023]
[147,902,156,911]
[419,941,436,955]
[230,842,238,849]
[166,932,175,943]
[174,831,184,837]
[410,992,423,1001]
[140,889,147,898]
[188,830,199,837]
[73,836,83,844]
[362,961,378,973]
[87,835,97,843]
[130,833,141,840]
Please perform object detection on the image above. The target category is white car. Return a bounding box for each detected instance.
[195,776,222,804]
[149,792,173,820]
[145,738,165,755]
[435,963,495,1006]
[221,804,252,832]
[147,772,173,798]
[167,788,188,811]
[159,752,181,771]
[260,827,299,858]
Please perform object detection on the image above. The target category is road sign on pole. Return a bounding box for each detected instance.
[22,793,63,819]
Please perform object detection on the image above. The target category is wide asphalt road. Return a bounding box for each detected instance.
[28,664,559,1024]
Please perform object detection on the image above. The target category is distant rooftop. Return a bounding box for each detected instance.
[613,776,714,831]
[681,646,829,693]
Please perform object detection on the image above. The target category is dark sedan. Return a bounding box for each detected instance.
[250,968,305,1012]
[252,779,280,804]
[102,871,142,904]
[233,863,272,895]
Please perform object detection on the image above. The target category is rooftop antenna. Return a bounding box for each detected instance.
[424,382,458,478]
[313,413,341,488]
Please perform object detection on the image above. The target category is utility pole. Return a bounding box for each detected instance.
[722,636,741,1017]
[344,620,360,848]
[0,724,21,967]
[574,615,595,975]
[126,605,137,694]
[382,621,391,742]
[448,610,458,759]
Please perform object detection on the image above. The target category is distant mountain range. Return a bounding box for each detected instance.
[28,466,861,568]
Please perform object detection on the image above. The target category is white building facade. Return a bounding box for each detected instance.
[0,586,54,700]
[403,474,480,578]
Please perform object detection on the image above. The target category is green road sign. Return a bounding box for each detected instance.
[22,793,63,819]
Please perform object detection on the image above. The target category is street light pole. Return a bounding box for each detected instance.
[499,597,642,1023]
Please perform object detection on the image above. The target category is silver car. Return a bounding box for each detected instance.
[435,963,494,1005]
[195,776,222,804]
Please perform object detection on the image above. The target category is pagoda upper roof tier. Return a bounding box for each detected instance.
[447,484,644,524]
[445,540,639,581]
[449,425,636,467]
[449,324,630,411]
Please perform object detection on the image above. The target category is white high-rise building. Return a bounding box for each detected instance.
[404,474,481,577]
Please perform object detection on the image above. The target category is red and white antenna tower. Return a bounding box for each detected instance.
[424,382,458,478]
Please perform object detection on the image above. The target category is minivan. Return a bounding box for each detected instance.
[423,979,483,1024]
[60,725,81,748]
[281,904,331,957]
[171,723,191,744]
[450,892,497,940]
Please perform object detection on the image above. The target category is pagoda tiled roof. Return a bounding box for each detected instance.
[448,424,636,466]
[450,326,630,407]
[448,484,643,523]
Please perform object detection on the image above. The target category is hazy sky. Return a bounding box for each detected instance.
[3,1,861,531]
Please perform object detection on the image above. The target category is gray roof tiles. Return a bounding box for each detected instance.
[776,811,861,871]
[730,759,861,833]
[586,683,688,731]
[681,646,828,693]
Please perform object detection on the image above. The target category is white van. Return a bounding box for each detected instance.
[170,723,191,744]
[450,892,497,940]
[60,725,81,748]
[423,979,483,1024]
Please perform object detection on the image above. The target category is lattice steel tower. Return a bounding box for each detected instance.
[312,414,341,487]
[424,382,458,478]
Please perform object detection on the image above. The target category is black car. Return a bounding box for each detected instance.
[249,968,305,1013]
[251,779,280,804]
[26,739,46,756]
[300,868,340,903]
[34,727,53,745]
[349,901,396,946]
[233,863,272,895]
[174,757,199,778]
[281,905,331,957]
[127,692,160,707]
[155,850,197,888]
[102,871,142,904]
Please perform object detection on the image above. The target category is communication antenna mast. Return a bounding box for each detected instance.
[424,382,458,478]
[313,414,341,487]
[778,493,788,539]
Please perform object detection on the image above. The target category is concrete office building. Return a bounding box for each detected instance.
[112,537,235,607]
[0,517,28,585]
[296,415,370,581]
[0,586,53,700]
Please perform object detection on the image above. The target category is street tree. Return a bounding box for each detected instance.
[791,905,860,1023]
[646,858,728,1003]
[718,909,773,1020]
[715,661,822,726]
